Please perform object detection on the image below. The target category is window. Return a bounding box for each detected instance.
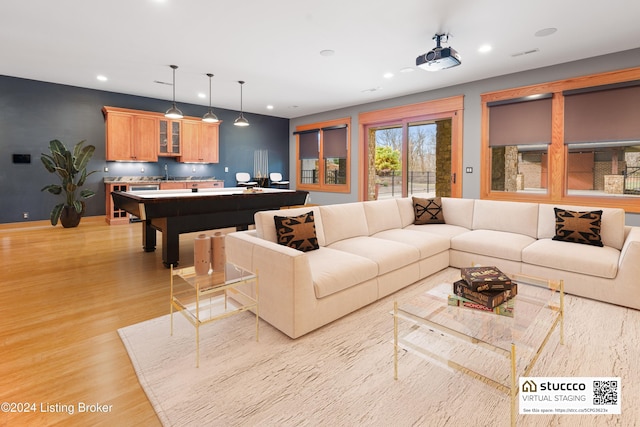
[487,95,552,194]
[481,66,640,213]
[295,118,350,192]
[564,82,640,197]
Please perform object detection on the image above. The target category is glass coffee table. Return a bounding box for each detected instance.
[393,272,564,427]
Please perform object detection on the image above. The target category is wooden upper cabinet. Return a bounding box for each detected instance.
[158,118,181,156]
[104,107,158,162]
[133,115,159,161]
[179,119,219,163]
[103,106,219,163]
[200,122,220,163]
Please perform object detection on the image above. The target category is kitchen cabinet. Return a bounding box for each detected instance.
[159,118,181,156]
[159,181,223,190]
[105,183,131,225]
[104,107,158,162]
[179,119,219,163]
[159,182,186,190]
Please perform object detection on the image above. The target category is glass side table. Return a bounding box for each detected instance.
[171,263,258,367]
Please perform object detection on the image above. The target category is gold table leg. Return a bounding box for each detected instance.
[394,301,398,380]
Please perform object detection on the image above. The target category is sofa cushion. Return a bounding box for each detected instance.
[255,206,326,246]
[522,239,619,278]
[404,223,471,240]
[412,196,445,224]
[328,236,420,275]
[372,228,450,259]
[306,247,378,298]
[396,197,475,229]
[274,211,319,252]
[552,208,603,247]
[441,197,475,229]
[538,203,625,250]
[363,199,402,235]
[451,229,536,262]
[320,202,369,245]
[472,200,539,238]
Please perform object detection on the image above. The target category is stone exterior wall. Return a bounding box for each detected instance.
[435,119,452,197]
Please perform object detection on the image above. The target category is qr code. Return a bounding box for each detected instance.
[593,380,618,405]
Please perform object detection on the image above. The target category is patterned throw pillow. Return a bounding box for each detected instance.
[552,208,604,247]
[274,211,319,252]
[412,196,445,225]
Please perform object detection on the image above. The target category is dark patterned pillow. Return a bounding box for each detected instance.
[412,196,445,225]
[552,208,604,247]
[274,211,319,252]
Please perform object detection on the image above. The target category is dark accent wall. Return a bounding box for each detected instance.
[0,75,290,224]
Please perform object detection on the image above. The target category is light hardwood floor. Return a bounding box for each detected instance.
[0,216,213,426]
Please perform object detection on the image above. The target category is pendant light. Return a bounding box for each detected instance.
[202,73,219,123]
[233,80,249,127]
[165,65,183,119]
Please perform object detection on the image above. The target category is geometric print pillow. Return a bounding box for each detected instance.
[552,208,604,247]
[274,211,320,252]
[412,196,445,225]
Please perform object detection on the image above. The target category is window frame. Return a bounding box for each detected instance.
[480,66,640,213]
[295,117,351,193]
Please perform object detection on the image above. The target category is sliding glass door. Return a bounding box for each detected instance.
[368,119,452,200]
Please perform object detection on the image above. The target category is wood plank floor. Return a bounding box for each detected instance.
[0,216,222,426]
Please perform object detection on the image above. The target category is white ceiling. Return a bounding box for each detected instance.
[2,0,639,119]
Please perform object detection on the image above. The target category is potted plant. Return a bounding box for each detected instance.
[41,139,97,227]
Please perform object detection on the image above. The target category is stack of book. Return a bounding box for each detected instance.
[448,266,517,317]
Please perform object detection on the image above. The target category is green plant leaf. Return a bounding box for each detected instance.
[41,184,62,195]
[80,189,95,199]
[50,203,63,226]
[41,155,57,173]
[72,200,83,213]
[74,143,95,172]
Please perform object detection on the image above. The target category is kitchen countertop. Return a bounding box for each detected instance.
[104,176,223,184]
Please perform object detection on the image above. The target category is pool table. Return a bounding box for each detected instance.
[111,187,309,267]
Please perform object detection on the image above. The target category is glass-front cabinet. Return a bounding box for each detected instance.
[159,118,181,156]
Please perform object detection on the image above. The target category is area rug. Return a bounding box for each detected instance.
[118,267,639,427]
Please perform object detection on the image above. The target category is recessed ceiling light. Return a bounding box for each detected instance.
[383,72,394,79]
[535,27,557,37]
[319,49,335,57]
[197,93,206,99]
[97,75,108,81]
[400,67,415,73]
[478,44,492,53]
[266,105,274,110]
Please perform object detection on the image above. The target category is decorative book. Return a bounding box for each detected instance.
[452,279,518,309]
[460,266,513,291]
[447,294,515,317]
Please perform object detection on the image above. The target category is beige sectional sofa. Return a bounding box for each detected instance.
[225,197,640,338]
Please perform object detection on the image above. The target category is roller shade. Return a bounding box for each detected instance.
[488,96,552,147]
[298,130,319,159]
[564,83,640,144]
[322,126,347,158]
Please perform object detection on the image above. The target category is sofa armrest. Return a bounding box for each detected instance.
[619,227,640,269]
[225,231,316,338]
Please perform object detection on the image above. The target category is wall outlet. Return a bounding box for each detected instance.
[225,166,229,172]
[104,166,109,172]
[466,167,473,173]
[23,212,29,219]
[140,167,145,173]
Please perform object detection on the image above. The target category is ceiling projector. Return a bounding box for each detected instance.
[416,33,461,71]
